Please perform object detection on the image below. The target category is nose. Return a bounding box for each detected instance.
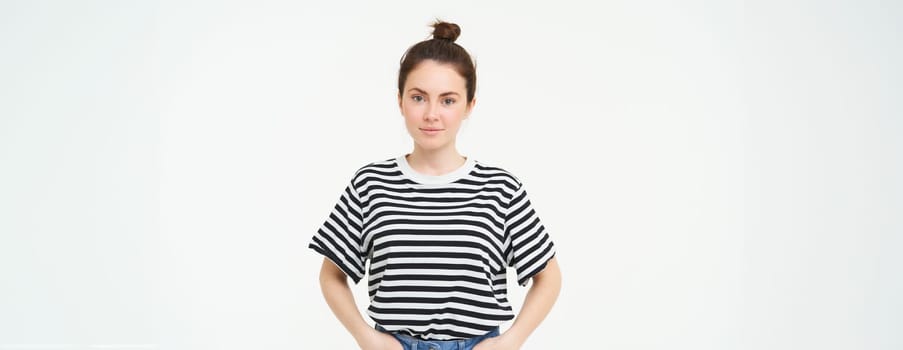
[424,100,440,120]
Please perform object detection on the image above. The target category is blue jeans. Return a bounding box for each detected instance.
[375,324,500,350]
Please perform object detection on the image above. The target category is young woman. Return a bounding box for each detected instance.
[309,20,561,350]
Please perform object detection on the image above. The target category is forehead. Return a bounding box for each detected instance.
[404,60,467,94]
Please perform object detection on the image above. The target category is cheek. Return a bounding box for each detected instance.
[402,107,421,128]
[444,106,467,122]
[401,102,420,118]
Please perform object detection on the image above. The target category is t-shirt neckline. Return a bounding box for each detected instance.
[396,153,476,185]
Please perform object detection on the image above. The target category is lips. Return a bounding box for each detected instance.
[419,128,444,136]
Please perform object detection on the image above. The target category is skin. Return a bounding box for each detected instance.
[320,260,402,350]
[398,59,474,174]
[473,257,561,350]
[319,59,562,350]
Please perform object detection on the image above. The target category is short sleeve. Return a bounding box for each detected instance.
[505,181,556,287]
[308,179,367,284]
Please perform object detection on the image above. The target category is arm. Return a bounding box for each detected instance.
[477,257,562,350]
[319,258,400,350]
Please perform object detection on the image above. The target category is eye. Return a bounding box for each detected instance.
[443,98,456,105]
[411,95,424,102]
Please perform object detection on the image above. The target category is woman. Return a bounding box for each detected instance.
[309,20,561,350]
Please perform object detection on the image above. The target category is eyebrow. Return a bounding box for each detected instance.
[406,88,460,97]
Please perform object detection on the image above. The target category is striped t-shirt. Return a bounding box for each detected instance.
[308,154,556,340]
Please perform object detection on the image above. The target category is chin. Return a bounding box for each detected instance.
[414,139,449,150]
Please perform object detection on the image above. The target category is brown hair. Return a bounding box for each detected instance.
[398,19,477,103]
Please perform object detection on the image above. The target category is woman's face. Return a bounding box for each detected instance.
[399,59,474,153]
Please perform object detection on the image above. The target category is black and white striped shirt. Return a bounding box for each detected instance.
[309,154,556,340]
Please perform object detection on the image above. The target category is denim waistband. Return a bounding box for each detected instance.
[375,324,500,348]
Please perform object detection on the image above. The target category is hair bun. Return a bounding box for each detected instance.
[431,20,461,42]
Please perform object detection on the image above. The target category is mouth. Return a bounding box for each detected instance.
[419,128,444,135]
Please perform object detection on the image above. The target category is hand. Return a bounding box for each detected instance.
[473,334,521,350]
[357,328,403,350]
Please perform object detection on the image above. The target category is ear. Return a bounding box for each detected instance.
[397,92,403,113]
[464,98,476,119]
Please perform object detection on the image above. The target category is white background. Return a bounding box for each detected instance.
[1,0,900,349]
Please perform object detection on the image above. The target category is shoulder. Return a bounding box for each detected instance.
[347,157,397,185]
[472,159,523,192]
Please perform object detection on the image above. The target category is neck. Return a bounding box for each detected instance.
[406,145,466,176]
